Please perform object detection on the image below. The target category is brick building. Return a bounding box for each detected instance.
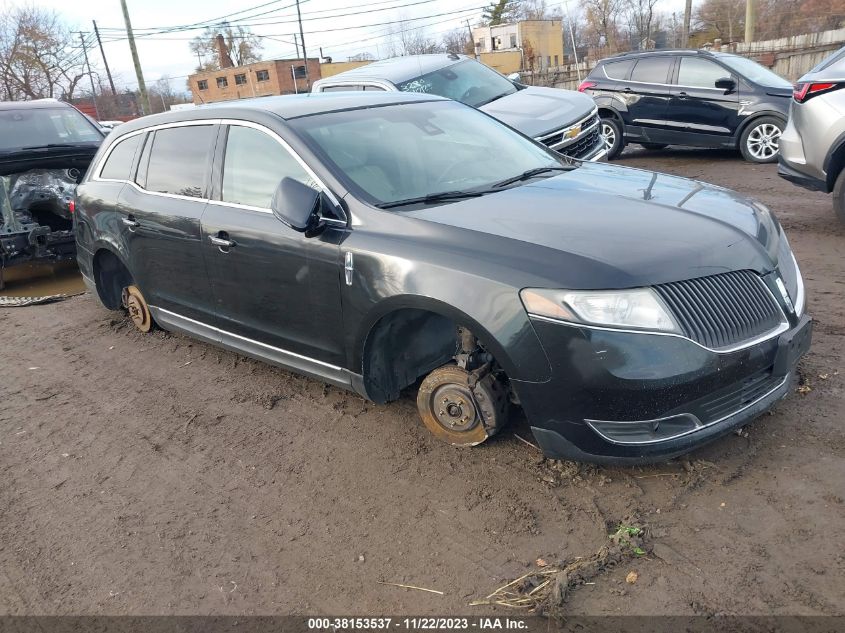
[189,58,322,104]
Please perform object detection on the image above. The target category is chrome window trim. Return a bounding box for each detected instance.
[151,306,343,371]
[313,78,396,92]
[91,118,347,225]
[528,314,789,354]
[584,374,788,446]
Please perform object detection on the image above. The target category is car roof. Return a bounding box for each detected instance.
[109,92,448,136]
[316,54,469,85]
[0,98,78,111]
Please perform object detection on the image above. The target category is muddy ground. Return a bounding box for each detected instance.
[1,147,843,617]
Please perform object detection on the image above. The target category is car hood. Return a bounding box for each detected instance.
[0,145,99,177]
[479,86,596,138]
[406,162,783,290]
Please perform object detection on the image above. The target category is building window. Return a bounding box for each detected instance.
[547,56,551,67]
[510,34,517,48]
[234,73,247,85]
[216,76,228,88]
[197,79,208,90]
[554,55,559,66]
[256,69,270,81]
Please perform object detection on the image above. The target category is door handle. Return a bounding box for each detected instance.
[122,217,139,229]
[209,234,236,249]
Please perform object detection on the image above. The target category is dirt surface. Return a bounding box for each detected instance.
[1,146,844,617]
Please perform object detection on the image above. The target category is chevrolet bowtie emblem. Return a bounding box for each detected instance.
[564,125,581,139]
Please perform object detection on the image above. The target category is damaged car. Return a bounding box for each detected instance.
[75,92,811,463]
[0,99,104,285]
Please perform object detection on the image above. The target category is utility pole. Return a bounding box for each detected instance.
[682,0,692,47]
[465,19,477,59]
[119,0,151,115]
[744,0,756,44]
[79,32,100,120]
[562,1,581,82]
[294,0,310,89]
[92,21,117,96]
[293,33,300,59]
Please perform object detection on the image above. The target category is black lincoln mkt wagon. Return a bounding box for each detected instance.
[74,92,811,463]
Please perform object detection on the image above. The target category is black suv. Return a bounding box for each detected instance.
[579,50,792,163]
[76,92,810,463]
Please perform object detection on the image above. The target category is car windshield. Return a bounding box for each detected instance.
[717,55,791,88]
[289,100,566,208]
[395,59,518,108]
[0,106,102,152]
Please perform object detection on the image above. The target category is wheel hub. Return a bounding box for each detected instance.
[432,384,479,433]
[122,285,152,332]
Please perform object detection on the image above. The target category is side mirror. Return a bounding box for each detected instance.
[271,177,322,233]
[506,72,521,82]
[715,77,736,92]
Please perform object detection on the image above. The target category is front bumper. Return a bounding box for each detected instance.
[513,314,812,464]
[778,156,828,193]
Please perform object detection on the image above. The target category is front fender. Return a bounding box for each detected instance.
[344,254,552,384]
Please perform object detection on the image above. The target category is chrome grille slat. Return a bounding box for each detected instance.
[655,270,784,350]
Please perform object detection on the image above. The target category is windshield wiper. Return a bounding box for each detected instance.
[491,166,572,189]
[377,190,487,209]
[477,91,513,107]
[19,143,96,150]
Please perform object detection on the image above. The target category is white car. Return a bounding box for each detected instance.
[313,54,605,161]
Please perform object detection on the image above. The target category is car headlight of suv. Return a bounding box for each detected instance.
[520,287,682,334]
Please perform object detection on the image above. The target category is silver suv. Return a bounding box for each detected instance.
[779,46,845,221]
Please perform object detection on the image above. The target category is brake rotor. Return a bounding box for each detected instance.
[122,285,152,333]
[416,364,508,447]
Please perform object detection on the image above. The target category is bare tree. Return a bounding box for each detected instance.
[580,0,623,50]
[693,0,745,42]
[0,5,90,101]
[518,0,563,20]
[384,20,443,56]
[189,22,263,71]
[442,28,473,55]
[623,0,660,49]
[348,52,376,61]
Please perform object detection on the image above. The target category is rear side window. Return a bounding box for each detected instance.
[221,125,317,208]
[321,85,361,92]
[602,59,635,80]
[99,134,142,180]
[145,125,215,198]
[630,57,672,84]
[678,57,728,88]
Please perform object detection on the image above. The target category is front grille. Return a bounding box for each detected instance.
[539,114,601,158]
[654,270,784,350]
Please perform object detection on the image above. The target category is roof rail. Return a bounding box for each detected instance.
[611,48,712,58]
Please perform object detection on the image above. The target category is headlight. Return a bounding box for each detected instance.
[520,287,682,333]
[791,251,805,317]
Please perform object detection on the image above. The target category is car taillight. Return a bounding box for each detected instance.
[793,82,842,103]
[68,200,75,214]
[578,81,597,93]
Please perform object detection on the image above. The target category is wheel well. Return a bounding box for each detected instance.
[736,113,786,146]
[92,248,133,310]
[362,309,458,404]
[826,140,845,192]
[598,107,622,123]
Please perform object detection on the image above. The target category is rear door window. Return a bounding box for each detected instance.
[99,134,142,180]
[677,57,728,88]
[145,125,215,198]
[630,57,673,84]
[602,59,635,80]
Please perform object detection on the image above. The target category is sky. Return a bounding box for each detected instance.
[13,0,686,93]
